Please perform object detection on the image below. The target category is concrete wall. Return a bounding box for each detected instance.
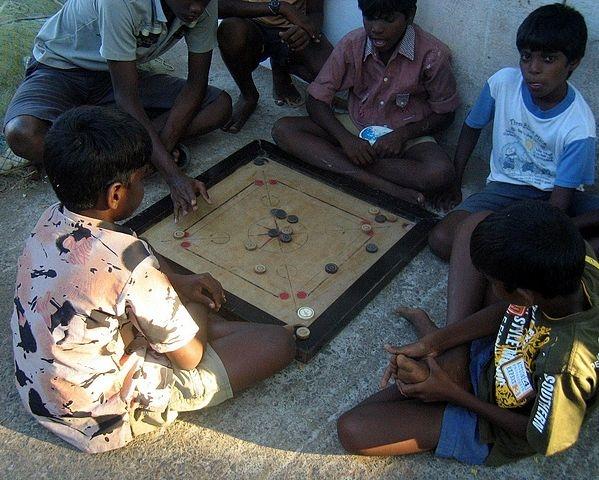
[322,0,599,172]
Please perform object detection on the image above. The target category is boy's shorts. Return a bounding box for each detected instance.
[252,20,290,67]
[335,113,437,153]
[435,336,494,465]
[129,343,233,437]
[456,181,599,216]
[3,59,222,129]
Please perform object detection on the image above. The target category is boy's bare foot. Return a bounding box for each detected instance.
[222,95,258,133]
[395,307,438,338]
[272,69,304,107]
[394,187,425,207]
[395,354,430,383]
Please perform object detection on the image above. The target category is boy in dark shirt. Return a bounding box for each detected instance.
[338,201,598,465]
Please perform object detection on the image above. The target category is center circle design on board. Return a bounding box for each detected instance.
[261,194,280,207]
[209,232,230,244]
[247,216,309,253]
[275,264,298,279]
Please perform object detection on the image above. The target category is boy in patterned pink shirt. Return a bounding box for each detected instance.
[272,0,460,206]
[11,106,295,453]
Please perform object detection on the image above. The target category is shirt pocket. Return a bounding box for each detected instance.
[395,92,410,110]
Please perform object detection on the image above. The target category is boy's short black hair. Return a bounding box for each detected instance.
[516,3,587,62]
[358,0,417,19]
[470,201,586,299]
[44,106,151,212]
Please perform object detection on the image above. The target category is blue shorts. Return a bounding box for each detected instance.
[435,337,494,465]
[456,181,599,216]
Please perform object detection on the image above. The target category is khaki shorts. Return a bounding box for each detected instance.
[335,113,436,152]
[130,344,233,436]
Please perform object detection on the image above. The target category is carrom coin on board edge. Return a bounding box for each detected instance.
[365,243,379,253]
[325,263,338,274]
[296,326,311,340]
[297,306,314,320]
[368,207,380,215]
[172,230,185,239]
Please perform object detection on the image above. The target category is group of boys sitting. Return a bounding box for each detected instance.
[4,0,598,467]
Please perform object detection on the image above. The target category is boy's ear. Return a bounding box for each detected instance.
[105,182,126,211]
[568,58,581,74]
[514,287,536,306]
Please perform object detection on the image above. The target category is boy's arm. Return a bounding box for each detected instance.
[431,123,482,210]
[551,136,597,212]
[373,111,456,159]
[549,186,575,211]
[107,60,210,221]
[218,0,319,38]
[399,357,529,440]
[306,95,376,165]
[154,251,226,311]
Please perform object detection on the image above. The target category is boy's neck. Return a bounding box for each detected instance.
[531,82,569,111]
[539,284,589,319]
[76,208,119,225]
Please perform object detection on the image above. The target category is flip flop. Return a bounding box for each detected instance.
[273,92,305,108]
[174,143,190,170]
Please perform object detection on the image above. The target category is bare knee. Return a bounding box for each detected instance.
[271,117,296,147]
[265,325,296,366]
[337,411,366,454]
[420,162,455,192]
[213,91,233,127]
[428,218,457,261]
[4,116,49,163]
[217,18,255,56]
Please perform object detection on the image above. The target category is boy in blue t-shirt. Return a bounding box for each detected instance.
[429,4,598,260]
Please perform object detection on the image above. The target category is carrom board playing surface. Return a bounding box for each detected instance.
[126,141,436,361]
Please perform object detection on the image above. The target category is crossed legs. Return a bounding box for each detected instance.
[272,116,454,206]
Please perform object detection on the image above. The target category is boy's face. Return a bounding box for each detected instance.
[362,11,412,56]
[163,0,210,23]
[519,49,578,103]
[114,167,149,221]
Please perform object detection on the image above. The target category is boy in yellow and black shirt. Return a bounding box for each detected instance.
[338,201,598,465]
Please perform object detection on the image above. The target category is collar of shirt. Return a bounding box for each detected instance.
[363,24,416,63]
[61,205,136,236]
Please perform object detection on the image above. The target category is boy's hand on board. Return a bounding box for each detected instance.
[340,136,376,166]
[166,171,211,222]
[176,273,226,311]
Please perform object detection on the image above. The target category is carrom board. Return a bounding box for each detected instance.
[126,141,437,361]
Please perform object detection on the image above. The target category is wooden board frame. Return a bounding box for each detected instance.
[126,140,437,362]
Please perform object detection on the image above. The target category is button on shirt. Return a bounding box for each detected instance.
[307,25,461,130]
[32,0,218,71]
[11,204,199,452]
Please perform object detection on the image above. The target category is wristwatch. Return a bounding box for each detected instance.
[267,0,281,15]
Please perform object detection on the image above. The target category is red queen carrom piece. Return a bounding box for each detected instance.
[254,179,264,186]
[279,292,290,300]
[296,291,307,299]
[180,241,191,249]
